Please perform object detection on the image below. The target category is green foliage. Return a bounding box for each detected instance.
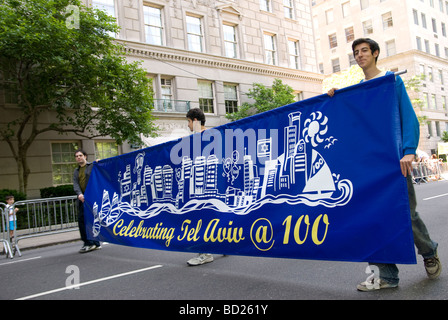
[441,131,448,143]
[322,65,365,92]
[226,79,296,121]
[0,0,158,192]
[40,185,76,198]
[0,189,27,203]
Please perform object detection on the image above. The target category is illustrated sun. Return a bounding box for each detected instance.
[303,111,328,147]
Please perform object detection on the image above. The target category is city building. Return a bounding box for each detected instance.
[0,0,324,198]
[312,0,448,155]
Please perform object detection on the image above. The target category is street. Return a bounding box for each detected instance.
[1,181,447,302]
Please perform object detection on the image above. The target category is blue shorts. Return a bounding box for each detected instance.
[9,221,16,231]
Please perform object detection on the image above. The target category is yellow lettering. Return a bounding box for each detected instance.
[204,219,219,242]
[177,219,201,242]
[312,214,329,245]
[204,219,245,243]
[294,215,310,245]
[177,219,192,241]
[113,219,124,235]
[250,218,275,251]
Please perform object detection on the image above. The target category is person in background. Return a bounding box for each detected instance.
[5,195,19,241]
[73,149,101,253]
[184,108,214,266]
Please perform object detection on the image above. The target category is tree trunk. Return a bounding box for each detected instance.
[17,147,30,194]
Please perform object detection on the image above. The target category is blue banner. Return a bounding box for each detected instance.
[84,74,417,264]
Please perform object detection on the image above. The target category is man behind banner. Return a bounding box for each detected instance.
[328,38,441,291]
[185,108,215,266]
[74,150,101,253]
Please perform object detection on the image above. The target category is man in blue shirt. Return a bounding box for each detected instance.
[329,38,441,291]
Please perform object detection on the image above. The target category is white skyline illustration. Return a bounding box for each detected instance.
[92,110,353,236]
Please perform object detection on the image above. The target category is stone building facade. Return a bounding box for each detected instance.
[312,0,448,155]
[0,0,323,197]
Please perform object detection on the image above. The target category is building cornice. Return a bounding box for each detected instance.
[118,40,324,83]
[380,49,448,66]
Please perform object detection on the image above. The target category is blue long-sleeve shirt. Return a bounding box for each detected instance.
[362,71,420,156]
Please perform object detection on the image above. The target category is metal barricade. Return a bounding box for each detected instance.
[0,195,79,258]
[0,204,14,258]
[412,161,446,184]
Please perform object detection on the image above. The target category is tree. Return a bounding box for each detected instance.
[0,0,158,193]
[226,79,296,121]
[322,65,365,92]
[441,131,448,143]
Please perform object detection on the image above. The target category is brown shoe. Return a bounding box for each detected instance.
[424,254,442,279]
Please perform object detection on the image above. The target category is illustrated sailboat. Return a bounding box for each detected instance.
[302,150,335,199]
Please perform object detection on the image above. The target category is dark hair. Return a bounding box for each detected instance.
[352,38,380,63]
[186,108,206,126]
[74,149,87,157]
[5,195,14,201]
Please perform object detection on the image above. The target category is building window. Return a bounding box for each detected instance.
[95,141,118,159]
[431,94,437,109]
[92,0,116,37]
[260,0,272,12]
[413,9,419,25]
[385,40,396,56]
[186,15,203,52]
[224,84,238,114]
[362,20,373,35]
[92,0,115,16]
[198,81,214,113]
[342,2,350,18]
[161,78,173,101]
[288,40,301,69]
[423,93,429,108]
[328,33,338,49]
[325,9,334,24]
[332,58,341,73]
[51,142,80,185]
[428,67,433,82]
[283,0,294,19]
[360,0,369,10]
[435,43,440,56]
[348,53,356,66]
[421,13,427,28]
[264,34,277,65]
[143,6,163,45]
[3,85,19,104]
[382,12,393,30]
[345,26,354,42]
[223,24,237,58]
[416,37,422,50]
[432,18,438,33]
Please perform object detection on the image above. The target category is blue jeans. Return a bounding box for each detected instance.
[77,200,100,247]
[369,175,438,285]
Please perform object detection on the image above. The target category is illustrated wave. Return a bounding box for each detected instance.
[92,179,353,236]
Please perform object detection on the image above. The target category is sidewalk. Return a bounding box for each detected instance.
[15,230,80,251]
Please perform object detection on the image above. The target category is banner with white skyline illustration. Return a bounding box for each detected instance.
[84,74,417,264]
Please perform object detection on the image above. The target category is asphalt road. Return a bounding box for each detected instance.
[1,180,447,303]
